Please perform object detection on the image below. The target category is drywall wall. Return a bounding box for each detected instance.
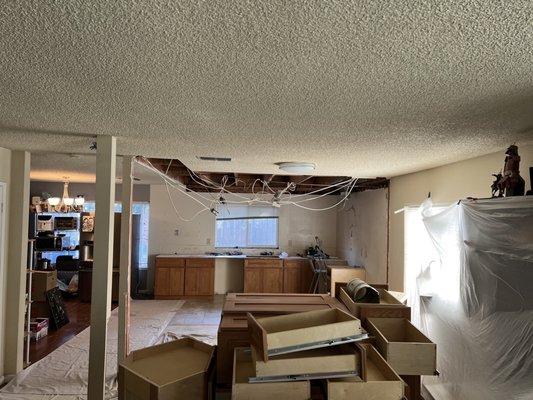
[148,185,338,290]
[30,181,150,203]
[0,146,11,380]
[336,188,389,284]
[389,144,533,291]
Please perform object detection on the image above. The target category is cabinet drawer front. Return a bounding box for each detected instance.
[245,259,283,268]
[156,257,185,267]
[186,258,215,268]
[283,259,311,269]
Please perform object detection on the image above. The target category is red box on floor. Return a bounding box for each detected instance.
[30,318,49,341]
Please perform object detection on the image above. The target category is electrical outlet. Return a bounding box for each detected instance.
[206,238,211,245]
[174,229,179,236]
[288,239,293,247]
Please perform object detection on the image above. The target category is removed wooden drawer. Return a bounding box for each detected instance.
[248,308,364,361]
[232,348,310,400]
[365,317,437,376]
[251,344,361,378]
[338,286,410,319]
[328,344,404,400]
[119,337,214,400]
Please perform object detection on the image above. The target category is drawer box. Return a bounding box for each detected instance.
[232,348,310,400]
[119,337,214,400]
[251,344,361,378]
[248,308,363,361]
[365,317,437,376]
[338,286,410,319]
[328,344,404,400]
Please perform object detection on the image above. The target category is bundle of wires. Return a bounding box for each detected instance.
[136,157,359,222]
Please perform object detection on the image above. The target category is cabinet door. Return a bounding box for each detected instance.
[169,267,185,296]
[283,265,300,293]
[184,267,199,295]
[155,267,170,296]
[263,267,283,293]
[196,267,215,295]
[244,267,263,293]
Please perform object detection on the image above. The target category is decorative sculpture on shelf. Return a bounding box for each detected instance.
[491,172,503,197]
[492,145,526,197]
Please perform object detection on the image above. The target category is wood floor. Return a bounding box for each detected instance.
[28,297,116,365]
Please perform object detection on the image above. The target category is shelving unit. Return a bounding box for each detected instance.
[24,239,35,368]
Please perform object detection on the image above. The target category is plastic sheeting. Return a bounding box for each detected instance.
[0,300,185,400]
[407,197,533,400]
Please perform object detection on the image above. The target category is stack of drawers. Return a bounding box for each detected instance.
[217,293,348,386]
[337,283,438,400]
[232,308,405,400]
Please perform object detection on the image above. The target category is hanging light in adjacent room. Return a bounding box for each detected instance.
[61,180,74,209]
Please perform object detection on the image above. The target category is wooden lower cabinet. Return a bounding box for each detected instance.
[155,267,171,296]
[169,267,185,296]
[262,267,283,293]
[155,257,214,298]
[244,259,283,293]
[185,265,215,296]
[283,259,313,293]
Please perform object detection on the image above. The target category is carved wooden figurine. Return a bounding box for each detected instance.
[496,145,525,197]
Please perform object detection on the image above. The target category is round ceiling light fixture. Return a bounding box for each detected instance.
[277,162,316,174]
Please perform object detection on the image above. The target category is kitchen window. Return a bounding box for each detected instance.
[215,205,279,248]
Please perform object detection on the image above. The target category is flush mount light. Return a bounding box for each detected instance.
[277,162,316,174]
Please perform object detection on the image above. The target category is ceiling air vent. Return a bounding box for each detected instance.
[197,156,232,162]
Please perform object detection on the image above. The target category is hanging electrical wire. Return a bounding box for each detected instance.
[135,157,364,223]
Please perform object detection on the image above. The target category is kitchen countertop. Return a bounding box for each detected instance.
[155,254,308,260]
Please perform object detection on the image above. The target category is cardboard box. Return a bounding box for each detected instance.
[32,270,57,301]
[248,308,363,361]
[31,301,50,318]
[232,348,310,400]
[365,317,437,376]
[251,344,361,378]
[328,344,404,400]
[338,286,410,319]
[118,337,214,400]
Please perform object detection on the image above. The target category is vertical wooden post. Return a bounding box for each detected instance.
[4,151,30,374]
[88,136,116,400]
[118,156,133,366]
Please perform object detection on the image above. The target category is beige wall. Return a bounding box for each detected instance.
[336,188,389,284]
[0,146,11,380]
[388,144,533,291]
[148,185,338,289]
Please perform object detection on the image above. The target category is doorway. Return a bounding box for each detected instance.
[0,182,6,379]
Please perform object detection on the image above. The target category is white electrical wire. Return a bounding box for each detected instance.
[135,157,365,221]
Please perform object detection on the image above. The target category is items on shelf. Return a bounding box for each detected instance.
[491,144,526,197]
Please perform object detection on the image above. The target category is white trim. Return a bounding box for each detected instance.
[0,181,6,382]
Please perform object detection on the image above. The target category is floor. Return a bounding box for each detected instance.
[28,295,222,364]
[29,297,93,364]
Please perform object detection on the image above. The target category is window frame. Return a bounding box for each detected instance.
[215,215,280,249]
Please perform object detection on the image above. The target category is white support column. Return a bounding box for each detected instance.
[118,156,133,366]
[88,136,116,400]
[4,151,30,374]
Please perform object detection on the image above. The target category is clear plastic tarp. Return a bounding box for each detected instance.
[406,196,533,400]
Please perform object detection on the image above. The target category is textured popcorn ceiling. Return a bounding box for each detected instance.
[1,1,533,178]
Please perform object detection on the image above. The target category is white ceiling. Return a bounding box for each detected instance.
[1,1,533,179]
[29,153,161,184]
